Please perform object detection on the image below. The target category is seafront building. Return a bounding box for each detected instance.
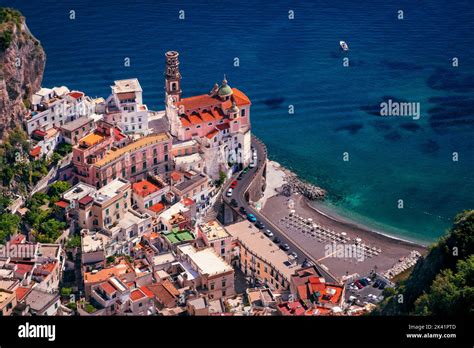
[164,51,252,179]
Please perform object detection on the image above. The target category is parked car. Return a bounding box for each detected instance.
[359,278,369,286]
[255,221,265,229]
[230,199,238,207]
[239,206,247,215]
[264,229,274,238]
[354,280,364,289]
[249,161,256,168]
[273,236,281,244]
[373,279,382,288]
[226,188,233,197]
[288,251,298,259]
[379,281,387,290]
[242,167,249,174]
[247,213,257,222]
[301,259,312,268]
[237,173,243,180]
[280,243,290,251]
[230,180,238,189]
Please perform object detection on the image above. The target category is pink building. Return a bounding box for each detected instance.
[73,131,172,188]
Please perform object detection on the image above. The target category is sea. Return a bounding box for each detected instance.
[5,0,474,244]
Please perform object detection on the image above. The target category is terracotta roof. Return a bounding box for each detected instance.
[140,286,154,298]
[177,94,220,111]
[78,195,93,205]
[148,202,165,213]
[55,200,69,209]
[33,129,47,138]
[132,180,160,197]
[147,280,179,305]
[206,129,219,139]
[100,281,117,295]
[232,88,251,106]
[68,91,84,99]
[29,146,41,157]
[170,171,182,182]
[130,288,146,301]
[14,262,34,276]
[15,287,32,301]
[216,123,230,131]
[182,198,194,206]
[113,128,126,141]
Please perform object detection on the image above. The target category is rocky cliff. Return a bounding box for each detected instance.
[0,8,45,136]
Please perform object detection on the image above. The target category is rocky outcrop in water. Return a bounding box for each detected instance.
[279,172,326,200]
[0,8,45,136]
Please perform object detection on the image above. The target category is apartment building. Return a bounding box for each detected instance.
[170,170,210,207]
[27,87,96,136]
[60,116,97,145]
[197,220,233,263]
[176,244,235,300]
[225,221,295,292]
[103,79,150,136]
[74,132,171,189]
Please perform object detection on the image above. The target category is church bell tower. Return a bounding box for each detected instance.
[164,51,182,102]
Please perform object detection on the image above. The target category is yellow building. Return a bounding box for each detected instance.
[225,221,296,291]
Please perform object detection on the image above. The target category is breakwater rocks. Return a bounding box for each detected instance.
[279,172,326,200]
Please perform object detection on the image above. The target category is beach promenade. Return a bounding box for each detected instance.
[258,161,427,279]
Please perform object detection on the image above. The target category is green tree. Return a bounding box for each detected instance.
[0,213,20,243]
[48,181,71,201]
[413,256,474,315]
[376,210,474,315]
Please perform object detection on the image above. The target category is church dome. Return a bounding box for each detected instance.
[217,77,233,97]
[229,101,239,113]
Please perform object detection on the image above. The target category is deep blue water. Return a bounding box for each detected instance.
[5,0,474,244]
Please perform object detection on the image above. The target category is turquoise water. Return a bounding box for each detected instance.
[6,0,474,243]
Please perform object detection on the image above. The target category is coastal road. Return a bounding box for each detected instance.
[223,136,339,284]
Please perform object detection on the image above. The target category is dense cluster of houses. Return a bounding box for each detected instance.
[0,51,349,316]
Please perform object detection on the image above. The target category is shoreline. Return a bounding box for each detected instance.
[259,160,427,278]
[264,159,428,249]
[306,200,428,248]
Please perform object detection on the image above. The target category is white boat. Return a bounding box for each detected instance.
[340,40,349,51]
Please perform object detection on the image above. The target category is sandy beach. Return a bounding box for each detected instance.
[258,160,427,280]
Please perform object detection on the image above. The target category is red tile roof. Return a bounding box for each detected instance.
[55,200,69,209]
[100,281,117,295]
[139,286,154,298]
[148,202,165,213]
[33,129,47,138]
[206,129,219,139]
[68,91,84,99]
[182,198,194,206]
[232,88,251,106]
[78,195,94,205]
[132,180,160,197]
[29,146,41,157]
[130,289,146,301]
[170,171,182,182]
[114,128,126,141]
[15,287,32,301]
[14,262,34,276]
